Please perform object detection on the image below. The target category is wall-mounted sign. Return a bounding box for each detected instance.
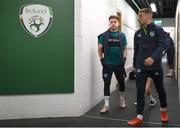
[20,4,53,37]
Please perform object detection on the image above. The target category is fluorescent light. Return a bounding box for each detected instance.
[132,0,140,11]
[150,2,157,12]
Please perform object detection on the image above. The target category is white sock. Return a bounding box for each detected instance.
[137,114,143,120]
[160,107,167,112]
[104,96,110,107]
[119,95,126,107]
[169,69,173,72]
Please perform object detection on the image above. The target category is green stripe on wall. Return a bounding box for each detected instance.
[0,0,74,95]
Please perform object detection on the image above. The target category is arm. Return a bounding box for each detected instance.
[133,32,139,68]
[97,34,104,65]
[98,44,104,59]
[123,47,128,58]
[122,33,128,62]
[150,27,166,62]
[145,27,166,66]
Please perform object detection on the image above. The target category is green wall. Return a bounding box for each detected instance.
[0,0,74,95]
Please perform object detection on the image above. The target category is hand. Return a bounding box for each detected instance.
[123,57,126,63]
[100,58,105,66]
[144,57,154,66]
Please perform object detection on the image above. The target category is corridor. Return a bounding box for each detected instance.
[0,0,180,127]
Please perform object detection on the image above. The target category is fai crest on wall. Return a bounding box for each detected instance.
[20,4,53,37]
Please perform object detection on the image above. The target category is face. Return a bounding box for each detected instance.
[138,12,151,26]
[109,18,120,31]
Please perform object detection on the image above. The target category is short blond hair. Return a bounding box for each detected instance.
[138,8,153,14]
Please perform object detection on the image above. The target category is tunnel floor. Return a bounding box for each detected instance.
[0,62,180,127]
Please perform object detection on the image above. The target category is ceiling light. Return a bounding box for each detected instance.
[150,2,157,12]
[132,0,140,11]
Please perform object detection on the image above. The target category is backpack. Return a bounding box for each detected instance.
[98,30,124,57]
[154,26,170,52]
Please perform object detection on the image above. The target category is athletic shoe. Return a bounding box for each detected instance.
[160,111,168,123]
[149,98,157,107]
[165,69,174,77]
[127,118,143,126]
[100,106,109,114]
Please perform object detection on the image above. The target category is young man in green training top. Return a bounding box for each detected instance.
[98,15,128,114]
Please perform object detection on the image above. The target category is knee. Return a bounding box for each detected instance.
[117,78,125,92]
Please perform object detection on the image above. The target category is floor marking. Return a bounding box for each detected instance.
[84,115,180,127]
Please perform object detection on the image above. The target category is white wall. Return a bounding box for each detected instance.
[163,27,175,41]
[76,0,139,115]
[175,0,180,102]
[117,0,139,69]
[76,0,118,114]
[0,0,139,120]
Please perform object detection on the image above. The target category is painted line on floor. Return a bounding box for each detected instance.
[84,115,180,127]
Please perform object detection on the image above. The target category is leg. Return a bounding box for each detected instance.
[145,77,157,107]
[136,70,148,115]
[100,65,113,114]
[166,49,175,77]
[114,65,126,107]
[145,77,153,96]
[127,70,147,126]
[151,69,167,108]
[167,48,175,69]
[167,50,171,68]
[114,65,126,92]
[102,66,113,96]
[151,69,168,122]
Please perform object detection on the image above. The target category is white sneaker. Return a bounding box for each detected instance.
[165,69,174,77]
[149,98,157,107]
[119,96,126,108]
[100,106,109,114]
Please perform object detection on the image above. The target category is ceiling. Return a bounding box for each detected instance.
[125,0,178,18]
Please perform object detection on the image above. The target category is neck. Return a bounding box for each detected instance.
[109,29,118,32]
[144,20,152,27]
